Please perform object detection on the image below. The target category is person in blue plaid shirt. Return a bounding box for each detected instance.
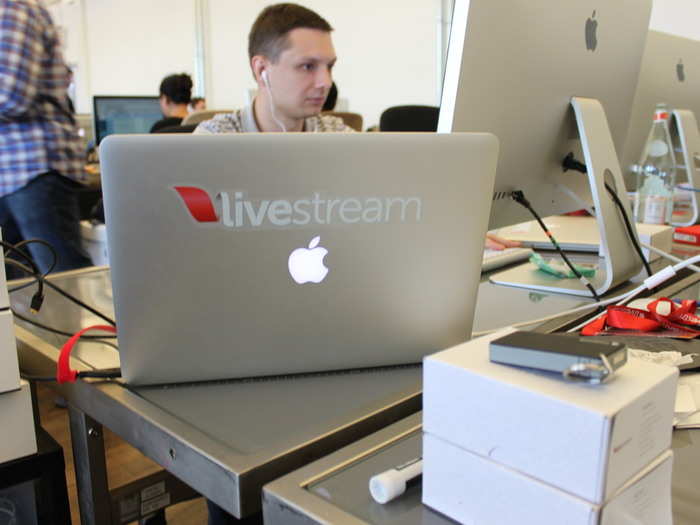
[0,0,91,276]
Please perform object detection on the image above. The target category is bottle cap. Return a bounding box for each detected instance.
[369,470,406,504]
[654,110,669,121]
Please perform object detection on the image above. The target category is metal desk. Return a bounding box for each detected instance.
[263,269,700,525]
[14,264,693,523]
[263,413,700,525]
[15,271,422,522]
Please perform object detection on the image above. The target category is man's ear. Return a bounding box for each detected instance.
[251,56,267,86]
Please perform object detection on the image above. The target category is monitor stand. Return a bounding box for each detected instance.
[670,109,700,227]
[490,97,643,297]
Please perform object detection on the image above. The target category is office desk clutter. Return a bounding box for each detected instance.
[488,331,627,383]
[581,297,700,339]
[422,328,678,524]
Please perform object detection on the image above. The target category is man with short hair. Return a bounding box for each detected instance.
[201,6,352,523]
[195,3,351,134]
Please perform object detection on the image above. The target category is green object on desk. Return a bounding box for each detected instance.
[529,252,596,279]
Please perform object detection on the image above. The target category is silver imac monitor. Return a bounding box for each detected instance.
[620,30,700,226]
[439,0,652,296]
[92,96,162,145]
[440,0,650,229]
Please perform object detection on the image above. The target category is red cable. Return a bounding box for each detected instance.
[57,325,117,383]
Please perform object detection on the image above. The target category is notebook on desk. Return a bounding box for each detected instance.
[100,133,498,385]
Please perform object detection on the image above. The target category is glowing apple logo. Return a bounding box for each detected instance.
[585,10,598,52]
[288,236,329,284]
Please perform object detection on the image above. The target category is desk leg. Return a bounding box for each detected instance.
[69,405,113,525]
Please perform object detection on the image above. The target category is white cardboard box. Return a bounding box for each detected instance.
[423,328,678,504]
[0,309,19,394]
[423,433,673,525]
[0,380,37,464]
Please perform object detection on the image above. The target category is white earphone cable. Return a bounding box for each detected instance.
[263,71,287,132]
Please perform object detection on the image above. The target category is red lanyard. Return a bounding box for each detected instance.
[581,298,700,338]
[57,325,118,383]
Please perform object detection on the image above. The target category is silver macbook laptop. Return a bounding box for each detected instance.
[100,133,497,385]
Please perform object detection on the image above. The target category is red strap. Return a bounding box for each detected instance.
[581,314,608,336]
[647,298,700,327]
[581,298,700,337]
[57,325,117,383]
[607,306,663,331]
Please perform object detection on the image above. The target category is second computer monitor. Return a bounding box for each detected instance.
[439,0,651,229]
[620,30,700,189]
[93,96,162,145]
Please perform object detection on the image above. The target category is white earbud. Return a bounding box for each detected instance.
[260,69,287,132]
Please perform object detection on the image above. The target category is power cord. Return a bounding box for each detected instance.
[2,241,121,382]
[0,240,48,312]
[5,257,116,327]
[472,253,700,338]
[641,241,700,272]
[12,309,117,339]
[562,153,653,277]
[21,368,121,382]
[511,190,601,302]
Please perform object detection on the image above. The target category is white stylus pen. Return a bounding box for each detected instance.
[369,457,423,504]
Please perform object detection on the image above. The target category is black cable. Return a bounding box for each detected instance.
[42,279,116,326]
[12,309,117,339]
[9,280,38,293]
[511,190,601,302]
[1,242,45,312]
[604,183,653,277]
[10,238,58,275]
[562,152,653,277]
[20,373,55,382]
[6,258,116,326]
[6,238,58,294]
[21,368,122,382]
[91,339,119,351]
[77,368,121,379]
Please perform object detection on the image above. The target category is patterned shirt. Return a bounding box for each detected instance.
[194,102,353,134]
[0,0,84,196]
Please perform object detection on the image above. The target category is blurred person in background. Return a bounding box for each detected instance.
[0,0,91,277]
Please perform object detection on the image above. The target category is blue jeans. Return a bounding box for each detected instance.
[0,172,92,278]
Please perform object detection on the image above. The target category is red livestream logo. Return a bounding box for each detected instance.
[173,186,218,222]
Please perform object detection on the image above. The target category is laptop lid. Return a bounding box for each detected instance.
[100,133,497,385]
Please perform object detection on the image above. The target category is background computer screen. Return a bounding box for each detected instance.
[439,0,651,229]
[620,30,700,190]
[93,96,162,144]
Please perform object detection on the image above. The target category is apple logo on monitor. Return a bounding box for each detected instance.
[288,236,329,284]
[677,59,686,82]
[585,10,598,51]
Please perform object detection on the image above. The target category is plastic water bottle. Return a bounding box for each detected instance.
[633,104,677,224]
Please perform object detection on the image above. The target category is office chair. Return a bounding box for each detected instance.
[322,111,363,132]
[156,124,198,133]
[181,109,232,126]
[379,105,439,132]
